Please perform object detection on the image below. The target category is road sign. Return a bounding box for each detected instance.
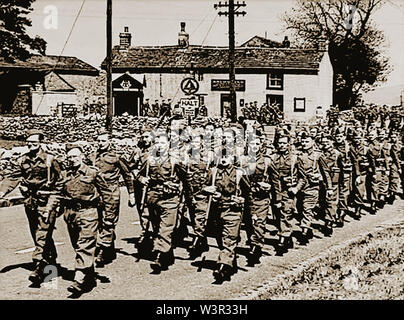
[180,98,199,118]
[181,78,199,95]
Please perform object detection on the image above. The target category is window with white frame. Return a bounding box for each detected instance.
[267,72,283,90]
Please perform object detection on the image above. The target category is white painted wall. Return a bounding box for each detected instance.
[123,55,333,121]
[32,91,77,115]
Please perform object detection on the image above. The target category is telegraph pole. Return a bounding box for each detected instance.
[215,1,246,123]
[106,0,113,132]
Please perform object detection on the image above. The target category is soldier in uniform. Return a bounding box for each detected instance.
[127,127,154,253]
[181,129,212,259]
[137,131,187,273]
[319,133,342,229]
[0,130,63,286]
[296,130,332,242]
[93,130,135,267]
[50,144,102,295]
[378,128,391,206]
[152,100,160,118]
[202,138,249,283]
[242,129,272,263]
[388,130,401,203]
[268,129,304,251]
[350,129,373,216]
[366,128,385,212]
[333,127,355,222]
[142,98,151,117]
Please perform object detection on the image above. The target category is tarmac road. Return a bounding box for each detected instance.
[0,188,403,300]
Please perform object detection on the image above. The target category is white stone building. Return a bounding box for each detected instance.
[105,24,333,122]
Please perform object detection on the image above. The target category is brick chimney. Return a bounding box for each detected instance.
[119,26,132,49]
[178,22,189,47]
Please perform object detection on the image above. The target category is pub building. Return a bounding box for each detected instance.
[103,23,333,121]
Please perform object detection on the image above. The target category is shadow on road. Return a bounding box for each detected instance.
[0,262,34,273]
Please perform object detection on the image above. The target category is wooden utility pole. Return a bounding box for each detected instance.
[215,1,246,123]
[106,0,113,132]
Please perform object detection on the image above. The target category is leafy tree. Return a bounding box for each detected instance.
[283,0,391,109]
[0,0,47,61]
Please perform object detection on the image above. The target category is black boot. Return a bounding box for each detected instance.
[150,250,174,273]
[370,202,377,215]
[277,236,290,255]
[67,269,96,296]
[188,237,209,259]
[322,222,333,237]
[213,263,232,283]
[28,261,46,286]
[103,244,116,264]
[353,207,361,220]
[247,245,262,265]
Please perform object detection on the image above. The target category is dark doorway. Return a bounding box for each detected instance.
[114,91,143,116]
[266,94,284,112]
[112,73,144,116]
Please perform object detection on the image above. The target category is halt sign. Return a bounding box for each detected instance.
[180,98,199,118]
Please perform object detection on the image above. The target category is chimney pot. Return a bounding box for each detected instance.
[178,22,189,47]
[120,26,132,49]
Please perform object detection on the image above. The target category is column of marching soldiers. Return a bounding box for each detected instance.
[0,114,403,297]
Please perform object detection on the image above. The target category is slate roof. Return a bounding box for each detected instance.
[106,45,325,72]
[240,36,284,48]
[0,55,98,75]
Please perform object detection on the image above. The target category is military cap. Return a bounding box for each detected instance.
[299,128,312,140]
[65,142,84,153]
[26,129,44,141]
[97,128,111,137]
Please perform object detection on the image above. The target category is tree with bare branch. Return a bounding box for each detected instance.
[283,0,391,109]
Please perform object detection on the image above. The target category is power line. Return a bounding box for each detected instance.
[33,0,87,115]
[202,14,219,46]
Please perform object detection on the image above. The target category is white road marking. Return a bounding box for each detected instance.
[14,242,65,254]
[131,221,140,225]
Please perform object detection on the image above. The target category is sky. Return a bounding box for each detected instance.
[26,0,404,91]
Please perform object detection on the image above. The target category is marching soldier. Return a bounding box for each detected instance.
[319,133,342,229]
[202,139,249,283]
[388,130,401,203]
[378,128,391,206]
[127,127,154,253]
[137,130,187,273]
[93,130,135,268]
[142,98,151,117]
[333,127,355,222]
[268,129,303,251]
[366,128,385,212]
[296,130,332,242]
[350,129,373,216]
[181,129,212,259]
[242,130,272,263]
[49,144,103,295]
[0,130,62,286]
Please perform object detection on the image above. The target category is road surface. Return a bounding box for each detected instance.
[0,188,403,300]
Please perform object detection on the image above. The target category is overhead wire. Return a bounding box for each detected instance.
[33,0,87,115]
